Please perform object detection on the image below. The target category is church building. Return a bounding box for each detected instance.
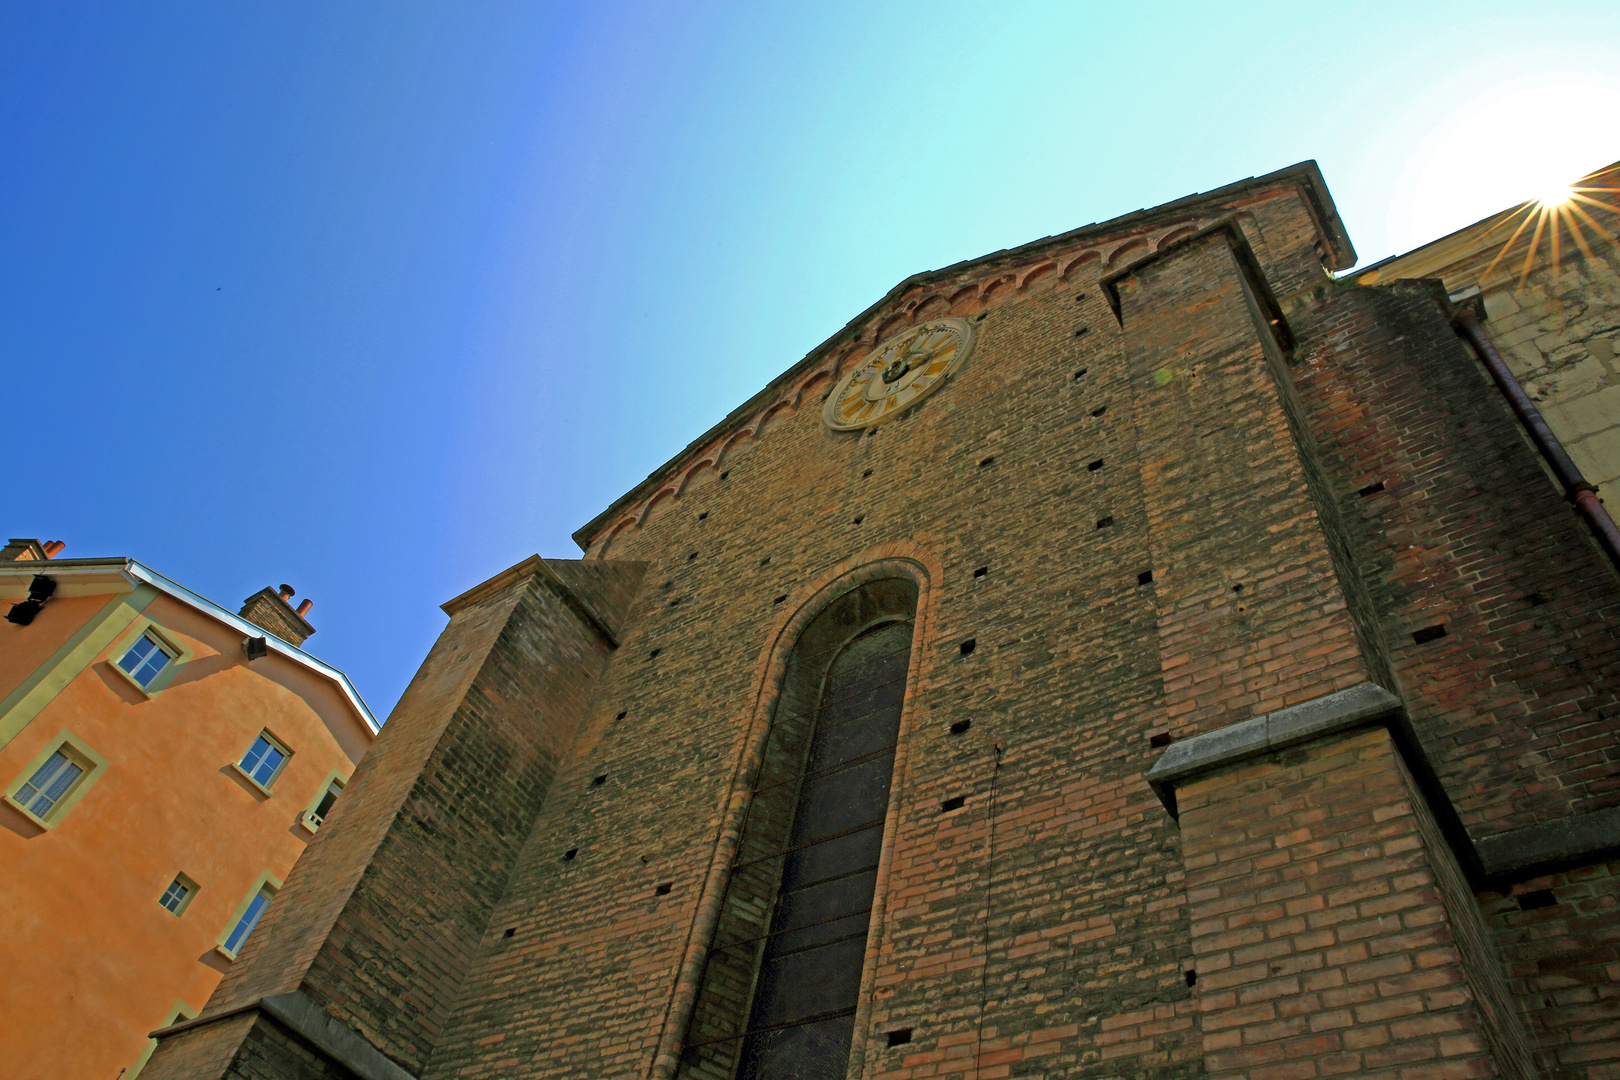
[145,161,1620,1080]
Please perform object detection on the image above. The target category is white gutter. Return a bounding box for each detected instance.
[3,558,380,733]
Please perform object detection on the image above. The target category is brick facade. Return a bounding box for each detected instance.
[149,163,1620,1079]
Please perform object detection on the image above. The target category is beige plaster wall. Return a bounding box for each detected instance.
[1480,243,1620,491]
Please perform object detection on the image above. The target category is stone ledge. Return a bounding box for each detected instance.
[1146,682,1403,815]
[1477,805,1620,880]
[258,992,418,1080]
[1144,682,1620,886]
[150,991,417,1080]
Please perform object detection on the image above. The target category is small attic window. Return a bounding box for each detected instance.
[118,632,176,688]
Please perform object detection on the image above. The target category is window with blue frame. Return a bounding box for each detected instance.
[117,631,175,688]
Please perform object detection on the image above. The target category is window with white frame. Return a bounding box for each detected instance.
[117,631,176,688]
[158,874,196,915]
[12,748,88,820]
[237,732,291,789]
[221,882,275,956]
[307,777,344,828]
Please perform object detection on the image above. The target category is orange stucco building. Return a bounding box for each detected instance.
[0,539,377,1078]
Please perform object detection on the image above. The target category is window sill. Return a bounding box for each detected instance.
[213,945,239,961]
[107,660,158,698]
[297,810,323,834]
[229,762,276,797]
[1,794,52,829]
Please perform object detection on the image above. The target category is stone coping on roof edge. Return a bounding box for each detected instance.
[571,161,1351,551]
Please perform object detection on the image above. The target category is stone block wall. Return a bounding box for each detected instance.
[1483,241,1620,492]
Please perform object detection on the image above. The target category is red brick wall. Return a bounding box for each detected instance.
[144,561,643,1078]
[1289,279,1620,837]
[1179,726,1532,1080]
[147,170,1620,1080]
[141,1013,259,1080]
[1114,227,1385,737]
[1483,861,1620,1079]
[404,191,1344,1080]
[221,1019,359,1080]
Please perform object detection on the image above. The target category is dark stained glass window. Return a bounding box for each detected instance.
[679,579,916,1080]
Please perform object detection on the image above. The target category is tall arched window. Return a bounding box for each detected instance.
[680,578,918,1080]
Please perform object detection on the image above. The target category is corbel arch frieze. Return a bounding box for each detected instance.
[675,458,722,498]
[594,217,1222,559]
[1062,250,1100,280]
[1153,224,1200,250]
[1017,261,1057,293]
[594,516,639,560]
[946,283,981,311]
[636,487,679,529]
[1105,236,1149,267]
[793,369,833,406]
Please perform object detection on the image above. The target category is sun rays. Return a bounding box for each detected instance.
[1479,165,1620,289]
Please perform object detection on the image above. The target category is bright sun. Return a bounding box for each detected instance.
[1380,66,1620,258]
[1474,165,1620,289]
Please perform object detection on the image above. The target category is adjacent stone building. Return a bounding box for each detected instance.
[1362,162,1620,495]
[145,161,1620,1080]
[0,543,376,1078]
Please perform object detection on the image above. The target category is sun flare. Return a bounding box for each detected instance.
[1539,185,1574,208]
[1475,163,1620,290]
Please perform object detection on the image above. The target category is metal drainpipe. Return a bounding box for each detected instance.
[1452,307,1620,570]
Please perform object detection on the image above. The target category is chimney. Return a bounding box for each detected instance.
[238,585,317,647]
[1,539,50,562]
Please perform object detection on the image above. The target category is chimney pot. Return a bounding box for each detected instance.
[296,599,313,618]
[239,587,314,646]
[42,541,65,558]
[279,584,296,601]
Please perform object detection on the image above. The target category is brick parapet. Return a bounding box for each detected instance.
[141,1012,261,1080]
[299,564,640,1067]
[1114,227,1380,736]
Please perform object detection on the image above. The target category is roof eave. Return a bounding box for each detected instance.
[1,558,379,734]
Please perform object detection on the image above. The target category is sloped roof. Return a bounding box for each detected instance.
[1353,159,1620,288]
[0,557,378,733]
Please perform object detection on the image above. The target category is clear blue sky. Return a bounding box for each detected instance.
[4,1,1617,718]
